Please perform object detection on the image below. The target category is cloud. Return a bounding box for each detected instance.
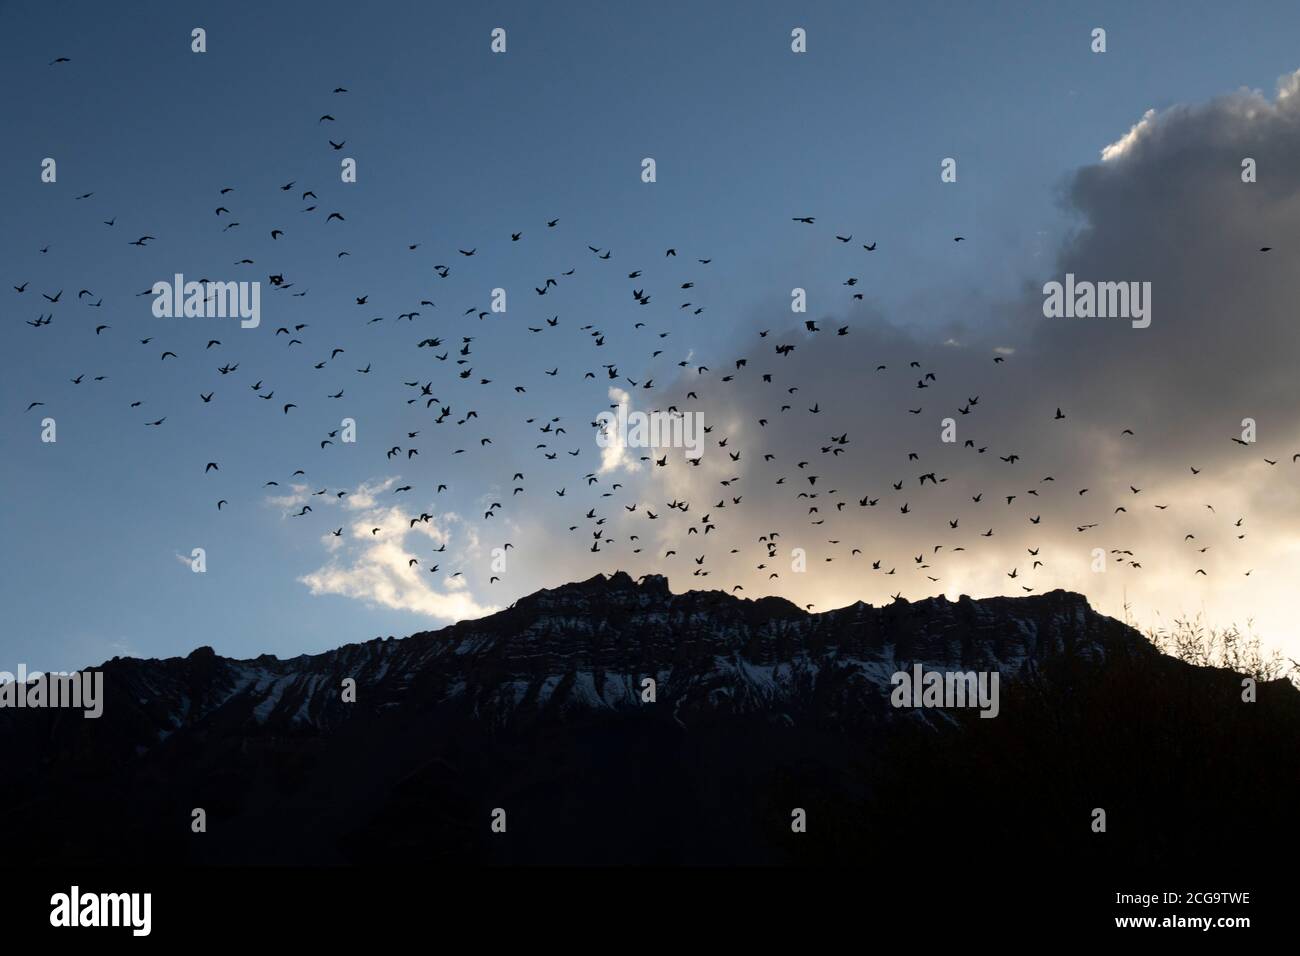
[273,70,1300,660]
[342,477,397,511]
[584,69,1300,657]
[598,387,638,474]
[298,481,497,622]
[1100,108,1156,162]
[266,483,313,510]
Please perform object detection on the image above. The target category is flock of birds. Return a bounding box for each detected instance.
[18,70,1296,614]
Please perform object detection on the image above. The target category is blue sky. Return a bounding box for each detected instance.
[6,0,1300,671]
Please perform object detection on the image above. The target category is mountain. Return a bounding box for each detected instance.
[2,572,1297,867]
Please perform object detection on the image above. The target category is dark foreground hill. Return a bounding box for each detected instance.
[2,572,1296,868]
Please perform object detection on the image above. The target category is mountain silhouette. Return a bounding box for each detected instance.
[2,572,1296,867]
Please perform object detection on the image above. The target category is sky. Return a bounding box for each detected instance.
[4,0,1300,671]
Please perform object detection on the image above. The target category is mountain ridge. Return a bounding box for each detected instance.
[3,572,1297,866]
[48,574,1151,740]
[104,571,1125,669]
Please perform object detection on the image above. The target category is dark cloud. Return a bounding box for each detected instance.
[576,72,1300,653]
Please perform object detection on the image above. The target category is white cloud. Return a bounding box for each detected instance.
[298,482,496,622]
[266,482,313,510]
[598,386,642,475]
[1100,108,1156,162]
[343,476,398,511]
